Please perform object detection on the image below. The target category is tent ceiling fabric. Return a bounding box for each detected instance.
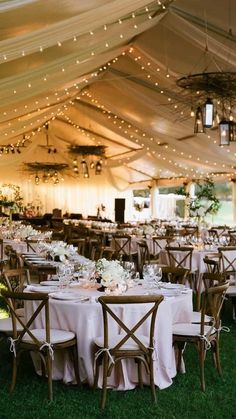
[0,0,236,188]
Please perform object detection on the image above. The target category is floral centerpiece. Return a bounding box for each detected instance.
[39,241,76,262]
[143,224,155,237]
[0,184,23,211]
[188,178,220,225]
[95,258,128,293]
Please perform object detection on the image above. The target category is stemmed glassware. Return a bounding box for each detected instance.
[153,266,162,287]
[143,264,162,289]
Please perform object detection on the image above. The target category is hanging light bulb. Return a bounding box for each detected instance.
[194,107,205,133]
[90,161,95,169]
[35,174,40,184]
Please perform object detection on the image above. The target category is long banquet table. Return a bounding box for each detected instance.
[25,283,193,391]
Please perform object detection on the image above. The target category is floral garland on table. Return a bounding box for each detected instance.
[0,184,23,210]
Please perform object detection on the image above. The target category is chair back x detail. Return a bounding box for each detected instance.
[94,295,164,409]
[166,246,194,270]
[218,246,236,276]
[1,290,79,400]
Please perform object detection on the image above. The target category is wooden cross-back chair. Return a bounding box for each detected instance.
[166,246,194,270]
[65,238,86,256]
[173,281,229,391]
[93,294,164,409]
[165,246,196,283]
[1,290,80,401]
[137,240,160,276]
[3,268,31,317]
[203,254,220,274]
[152,236,172,257]
[26,238,52,254]
[182,225,199,237]
[166,246,200,308]
[218,247,236,279]
[209,226,229,239]
[90,244,114,261]
[4,247,22,269]
[3,268,31,292]
[228,231,236,246]
[25,239,38,253]
[202,272,227,290]
[112,234,133,261]
[0,265,29,342]
[161,266,190,285]
[191,272,227,324]
[0,238,3,260]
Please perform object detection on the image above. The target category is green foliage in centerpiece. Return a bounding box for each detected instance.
[175,178,221,223]
[0,184,23,210]
[189,178,221,220]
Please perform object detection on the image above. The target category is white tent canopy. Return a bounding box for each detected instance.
[0,0,235,217]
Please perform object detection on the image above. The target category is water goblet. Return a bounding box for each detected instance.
[143,264,155,289]
[153,266,162,287]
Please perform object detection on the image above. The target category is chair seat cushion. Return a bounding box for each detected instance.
[173,323,215,337]
[0,317,24,333]
[22,329,75,344]
[226,285,236,296]
[191,311,213,324]
[94,333,149,350]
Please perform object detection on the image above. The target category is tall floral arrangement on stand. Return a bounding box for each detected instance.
[188,178,221,225]
[0,184,24,221]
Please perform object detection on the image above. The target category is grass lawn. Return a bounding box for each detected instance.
[0,301,236,419]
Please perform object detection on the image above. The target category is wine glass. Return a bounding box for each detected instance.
[143,264,155,289]
[153,266,162,287]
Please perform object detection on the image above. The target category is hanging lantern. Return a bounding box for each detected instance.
[219,120,235,145]
[95,161,102,175]
[203,98,214,128]
[81,160,89,178]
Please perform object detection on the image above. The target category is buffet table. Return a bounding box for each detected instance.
[25,283,193,391]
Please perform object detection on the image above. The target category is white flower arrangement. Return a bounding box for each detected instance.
[40,241,76,262]
[143,225,155,236]
[95,258,127,289]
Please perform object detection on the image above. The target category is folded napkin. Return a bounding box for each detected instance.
[26,285,58,293]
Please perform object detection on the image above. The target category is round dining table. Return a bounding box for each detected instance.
[25,282,193,391]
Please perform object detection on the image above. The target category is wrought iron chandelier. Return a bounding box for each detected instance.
[177,71,236,145]
[24,162,69,185]
[68,145,106,178]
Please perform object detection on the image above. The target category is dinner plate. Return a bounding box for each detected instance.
[151,289,182,297]
[160,283,185,290]
[40,280,59,286]
[31,261,52,265]
[26,285,58,293]
[49,292,89,301]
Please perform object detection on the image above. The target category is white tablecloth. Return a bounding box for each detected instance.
[25,285,192,390]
